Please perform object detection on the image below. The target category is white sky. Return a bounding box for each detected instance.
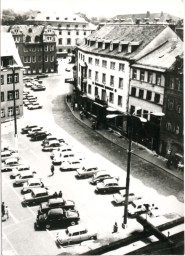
[2,0,184,18]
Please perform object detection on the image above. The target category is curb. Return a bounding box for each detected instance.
[65,100,183,182]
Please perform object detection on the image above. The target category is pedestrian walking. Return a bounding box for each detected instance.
[112,222,118,233]
[59,191,62,197]
[51,165,54,176]
[5,206,9,219]
[2,202,5,217]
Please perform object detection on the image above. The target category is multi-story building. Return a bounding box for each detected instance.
[1,32,24,123]
[160,54,183,157]
[26,13,96,55]
[75,22,183,151]
[9,25,58,75]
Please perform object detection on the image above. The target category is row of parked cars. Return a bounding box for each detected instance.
[23,92,43,110]
[25,78,46,91]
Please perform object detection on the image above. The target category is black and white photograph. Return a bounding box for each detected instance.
[1,0,184,255]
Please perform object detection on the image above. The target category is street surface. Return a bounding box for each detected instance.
[1,59,184,255]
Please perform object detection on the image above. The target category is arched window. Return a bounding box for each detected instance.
[28,28,32,33]
[26,35,31,42]
[176,104,181,114]
[175,124,180,134]
[166,122,172,131]
[35,36,40,42]
[167,98,174,110]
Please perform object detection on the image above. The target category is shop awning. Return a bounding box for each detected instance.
[106,107,117,112]
[106,114,119,119]
[93,102,107,108]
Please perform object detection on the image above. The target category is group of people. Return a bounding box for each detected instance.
[2,202,9,220]
[53,191,63,198]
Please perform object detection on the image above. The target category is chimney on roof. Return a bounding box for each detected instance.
[136,18,141,25]
[154,18,160,23]
[120,19,125,22]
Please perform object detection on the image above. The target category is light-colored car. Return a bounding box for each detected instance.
[60,159,83,171]
[42,140,61,152]
[76,164,99,178]
[95,178,125,194]
[25,82,33,87]
[10,164,31,179]
[42,136,58,146]
[89,170,119,185]
[1,150,19,162]
[112,192,142,205]
[27,127,43,137]
[21,178,49,194]
[27,104,43,110]
[1,158,21,172]
[14,170,38,186]
[128,199,150,216]
[26,95,37,100]
[53,152,75,165]
[50,145,71,159]
[56,224,98,246]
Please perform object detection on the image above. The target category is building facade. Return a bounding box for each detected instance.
[9,25,58,75]
[160,55,183,157]
[1,32,24,123]
[26,14,96,55]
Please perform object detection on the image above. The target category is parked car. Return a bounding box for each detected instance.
[65,68,71,72]
[27,99,37,104]
[10,165,31,179]
[53,152,76,165]
[112,192,142,205]
[89,170,119,185]
[76,164,99,178]
[22,188,61,206]
[128,200,151,217]
[30,132,51,141]
[50,145,70,159]
[21,125,38,134]
[25,82,33,88]
[38,198,75,215]
[27,127,43,137]
[42,140,61,152]
[1,158,21,172]
[1,150,19,162]
[23,91,30,96]
[60,159,83,171]
[21,178,49,194]
[95,178,125,194]
[32,85,46,91]
[14,170,39,186]
[34,208,80,230]
[56,224,97,246]
[23,100,31,106]
[26,95,37,100]
[42,136,58,146]
[27,104,43,110]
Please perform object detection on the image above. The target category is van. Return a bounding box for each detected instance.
[14,170,37,186]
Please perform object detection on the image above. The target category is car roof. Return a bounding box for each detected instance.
[19,170,33,176]
[47,140,60,145]
[5,158,18,164]
[132,199,147,206]
[49,198,64,204]
[103,178,118,185]
[32,187,46,193]
[94,170,110,177]
[1,150,11,155]
[46,136,56,139]
[28,178,40,183]
[48,208,63,215]
[67,224,87,233]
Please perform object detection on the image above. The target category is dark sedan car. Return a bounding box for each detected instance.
[95,178,125,194]
[21,125,38,134]
[34,208,80,230]
[30,132,51,141]
[38,198,75,215]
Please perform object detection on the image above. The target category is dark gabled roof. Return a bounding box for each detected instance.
[79,25,167,59]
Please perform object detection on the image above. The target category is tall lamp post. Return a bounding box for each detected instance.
[106,109,164,226]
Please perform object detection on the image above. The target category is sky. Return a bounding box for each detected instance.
[2,0,184,18]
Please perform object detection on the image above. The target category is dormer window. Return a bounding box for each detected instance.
[95,41,98,48]
[118,44,122,52]
[56,17,59,20]
[110,43,113,51]
[67,24,70,28]
[26,35,31,42]
[128,45,132,53]
[46,16,50,20]
[73,18,76,20]
[64,17,68,20]
[102,42,105,50]
[28,28,32,33]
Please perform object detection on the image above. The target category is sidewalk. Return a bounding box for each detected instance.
[66,100,184,182]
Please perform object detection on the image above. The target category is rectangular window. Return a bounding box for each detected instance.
[1,92,4,102]
[7,74,13,84]
[84,32,86,35]
[1,109,5,118]
[44,45,48,52]
[110,61,115,70]
[76,31,79,35]
[50,55,54,62]
[32,47,36,52]
[146,91,152,101]
[38,56,42,62]
[88,84,91,94]
[88,69,92,79]
[59,39,62,45]
[15,90,19,99]
[95,71,99,82]
[169,77,174,89]
[7,91,13,100]
[32,56,36,63]
[109,92,114,103]
[95,87,98,97]
[130,105,135,114]
[67,38,71,45]
[50,45,54,51]
[79,64,81,72]
[75,25,78,28]
[131,87,136,96]
[16,106,19,115]
[102,73,106,84]
[101,90,106,101]
[143,110,148,120]
[119,78,123,89]
[156,73,161,85]
[24,46,28,52]
[88,57,92,64]
[95,58,99,66]
[140,70,145,81]
[59,31,62,35]
[118,95,122,107]
[1,75,4,85]
[119,63,125,72]
[102,60,107,68]
[175,78,180,90]
[154,93,160,103]
[132,69,137,79]
[8,107,14,116]
[148,72,153,83]
[110,75,114,86]
[139,89,144,99]
[14,73,19,83]
[68,32,71,35]
[45,55,48,62]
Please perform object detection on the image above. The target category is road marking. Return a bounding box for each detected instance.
[30,149,41,159]
[2,233,18,255]
[9,211,19,224]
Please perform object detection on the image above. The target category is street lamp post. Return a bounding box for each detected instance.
[12,66,17,137]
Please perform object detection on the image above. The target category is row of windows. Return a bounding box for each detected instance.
[58,24,87,28]
[86,69,124,89]
[24,67,55,74]
[167,76,182,91]
[59,31,86,36]
[24,55,54,63]
[132,68,162,86]
[1,90,19,101]
[87,57,125,72]
[1,107,20,118]
[24,45,55,52]
[59,38,80,45]
[166,122,180,135]
[87,85,123,107]
[130,105,150,120]
[167,98,182,113]
[1,74,19,85]
[130,87,161,104]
